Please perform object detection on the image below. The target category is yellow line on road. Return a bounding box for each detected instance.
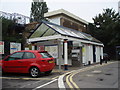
[70,73,80,89]
[0,77,53,80]
[66,74,74,89]
[65,61,117,89]
[0,77,20,80]
[1,74,63,80]
[52,75,60,79]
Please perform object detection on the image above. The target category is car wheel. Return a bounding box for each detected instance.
[29,67,40,78]
[45,70,52,75]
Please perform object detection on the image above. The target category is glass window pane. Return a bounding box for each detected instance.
[5,52,24,61]
[53,32,58,35]
[23,52,35,59]
[48,24,67,35]
[30,23,49,38]
[42,28,56,37]
[40,52,52,58]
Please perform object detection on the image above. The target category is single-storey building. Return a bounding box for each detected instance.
[27,20,104,69]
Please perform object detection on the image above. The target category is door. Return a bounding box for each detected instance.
[3,52,24,73]
[93,45,96,63]
[20,52,36,73]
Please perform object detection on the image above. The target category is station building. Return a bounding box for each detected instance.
[27,9,104,69]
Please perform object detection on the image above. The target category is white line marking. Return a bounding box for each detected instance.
[58,75,66,88]
[32,79,57,90]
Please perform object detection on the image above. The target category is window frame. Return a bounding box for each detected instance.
[22,52,36,59]
[40,52,53,58]
[4,52,24,61]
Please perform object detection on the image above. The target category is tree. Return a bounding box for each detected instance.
[30,0,48,22]
[92,8,120,46]
[89,8,120,59]
[1,17,25,43]
[1,17,25,56]
[1,17,15,41]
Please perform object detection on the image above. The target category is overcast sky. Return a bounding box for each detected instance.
[0,0,119,23]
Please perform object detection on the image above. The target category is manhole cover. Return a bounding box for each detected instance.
[79,79,82,81]
[97,78,104,81]
[105,73,112,75]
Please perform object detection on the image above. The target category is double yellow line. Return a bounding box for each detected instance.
[65,68,91,90]
[66,72,80,90]
[66,65,94,89]
[65,61,116,89]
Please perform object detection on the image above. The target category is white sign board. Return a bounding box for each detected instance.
[0,41,4,54]
[10,42,21,54]
[45,45,58,58]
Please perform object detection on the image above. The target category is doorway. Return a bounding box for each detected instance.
[93,45,96,62]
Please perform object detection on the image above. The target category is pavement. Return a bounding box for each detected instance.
[53,61,106,74]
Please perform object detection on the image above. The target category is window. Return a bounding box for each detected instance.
[40,52,52,58]
[5,52,24,61]
[23,52,35,59]
[30,23,50,38]
[42,28,56,37]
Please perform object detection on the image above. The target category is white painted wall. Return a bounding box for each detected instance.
[96,46,101,63]
[86,45,89,65]
[82,44,103,65]
[100,47,103,59]
[89,45,93,64]
[82,44,86,65]
[82,44,89,65]
[86,44,94,65]
[48,17,61,25]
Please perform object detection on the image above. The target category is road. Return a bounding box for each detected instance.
[64,61,119,90]
[1,71,60,89]
[0,61,119,90]
[73,61,119,89]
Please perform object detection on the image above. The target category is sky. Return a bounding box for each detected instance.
[0,0,119,23]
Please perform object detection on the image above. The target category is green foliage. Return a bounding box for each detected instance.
[1,17,14,40]
[91,8,120,46]
[30,1,48,22]
[1,17,23,42]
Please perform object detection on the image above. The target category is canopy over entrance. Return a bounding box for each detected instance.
[28,21,103,46]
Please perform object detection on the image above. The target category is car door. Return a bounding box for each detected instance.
[3,52,24,73]
[19,52,36,73]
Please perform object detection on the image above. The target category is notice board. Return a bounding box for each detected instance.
[0,41,4,54]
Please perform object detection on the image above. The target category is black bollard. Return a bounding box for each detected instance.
[64,65,68,70]
[100,59,103,65]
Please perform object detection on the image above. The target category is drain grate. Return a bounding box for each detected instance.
[97,78,104,81]
[105,73,112,75]
[79,79,82,81]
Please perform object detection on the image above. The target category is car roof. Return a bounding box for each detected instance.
[16,50,47,53]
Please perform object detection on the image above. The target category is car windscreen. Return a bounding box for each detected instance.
[40,52,53,58]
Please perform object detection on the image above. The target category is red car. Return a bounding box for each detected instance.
[1,50,55,78]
